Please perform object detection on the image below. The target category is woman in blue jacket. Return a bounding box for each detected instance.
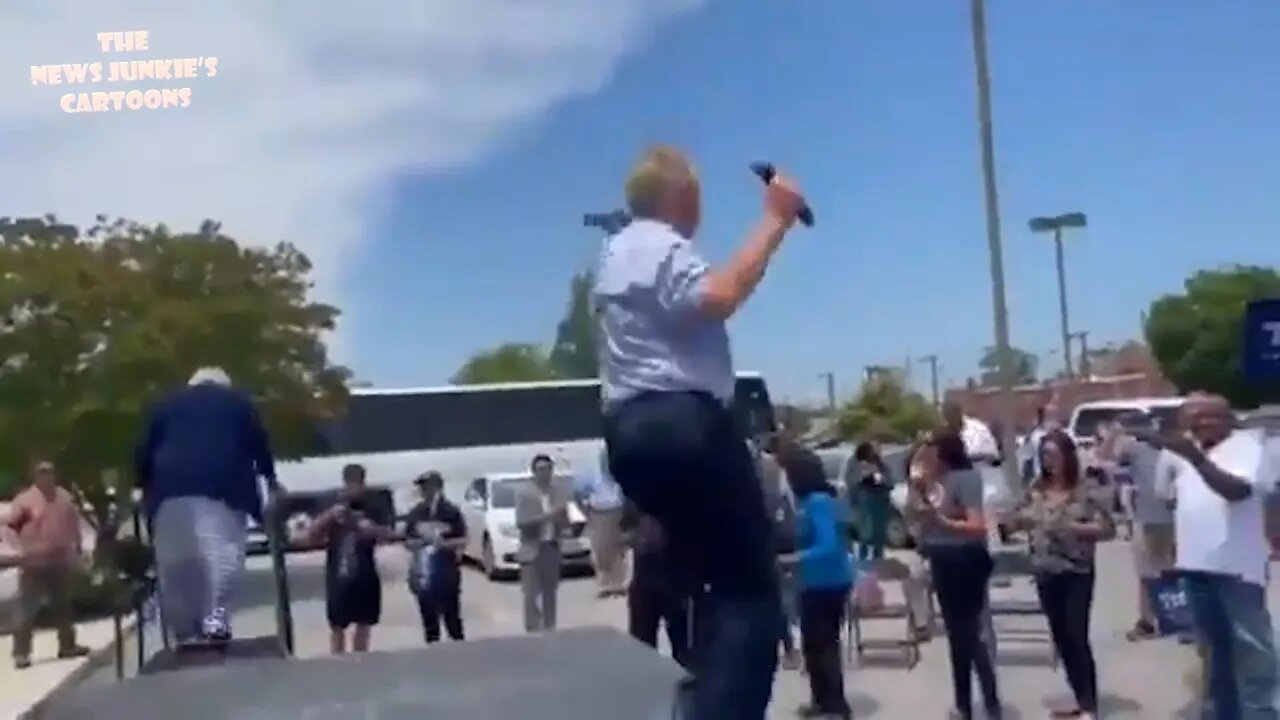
[776,436,855,719]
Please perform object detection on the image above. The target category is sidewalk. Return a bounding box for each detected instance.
[0,614,129,718]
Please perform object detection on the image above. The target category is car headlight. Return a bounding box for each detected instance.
[497,524,520,539]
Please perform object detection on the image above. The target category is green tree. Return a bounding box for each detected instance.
[977,344,1038,386]
[451,343,558,385]
[1146,265,1280,407]
[0,216,350,518]
[835,374,938,443]
[548,271,598,379]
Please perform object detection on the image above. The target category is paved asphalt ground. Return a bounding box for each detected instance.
[88,538,1280,718]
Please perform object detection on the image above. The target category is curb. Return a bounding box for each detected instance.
[18,613,139,720]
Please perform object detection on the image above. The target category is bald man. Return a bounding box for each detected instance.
[1146,393,1278,719]
[595,146,804,720]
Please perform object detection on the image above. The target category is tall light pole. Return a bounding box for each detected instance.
[1069,330,1091,379]
[969,0,1019,494]
[917,354,941,408]
[817,372,837,421]
[1029,212,1087,379]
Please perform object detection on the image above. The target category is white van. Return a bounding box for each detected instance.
[1067,397,1185,452]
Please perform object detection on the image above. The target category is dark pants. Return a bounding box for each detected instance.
[930,544,1000,718]
[1035,572,1098,713]
[12,565,78,661]
[1182,571,1279,720]
[605,391,780,720]
[415,583,464,643]
[629,568,691,668]
[799,587,852,718]
[858,492,890,561]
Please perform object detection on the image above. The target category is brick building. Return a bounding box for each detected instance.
[945,342,1178,431]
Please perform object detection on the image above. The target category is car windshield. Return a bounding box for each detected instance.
[489,478,528,508]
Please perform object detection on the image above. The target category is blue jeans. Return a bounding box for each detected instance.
[605,391,780,720]
[1182,572,1279,719]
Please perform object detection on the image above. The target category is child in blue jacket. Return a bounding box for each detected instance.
[775,436,854,720]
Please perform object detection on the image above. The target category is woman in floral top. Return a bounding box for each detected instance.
[1010,430,1114,720]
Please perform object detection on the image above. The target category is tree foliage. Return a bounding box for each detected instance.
[0,215,350,513]
[836,375,938,444]
[450,342,558,385]
[1146,265,1280,407]
[456,271,597,385]
[548,271,598,379]
[977,344,1038,386]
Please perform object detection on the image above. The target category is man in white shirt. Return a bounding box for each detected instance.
[1149,393,1278,720]
[943,401,999,463]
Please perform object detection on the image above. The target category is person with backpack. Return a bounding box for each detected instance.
[307,464,395,654]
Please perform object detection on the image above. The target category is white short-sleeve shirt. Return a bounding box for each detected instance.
[1171,428,1276,587]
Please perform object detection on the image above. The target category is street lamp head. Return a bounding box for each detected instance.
[1028,212,1087,233]
[583,209,631,234]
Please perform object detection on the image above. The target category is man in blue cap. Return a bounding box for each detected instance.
[595,146,805,719]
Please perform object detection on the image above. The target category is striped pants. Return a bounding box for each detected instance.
[153,496,248,643]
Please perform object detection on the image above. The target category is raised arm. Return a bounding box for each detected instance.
[651,173,804,322]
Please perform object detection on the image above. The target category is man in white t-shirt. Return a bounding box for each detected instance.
[1149,393,1278,720]
[943,401,1000,463]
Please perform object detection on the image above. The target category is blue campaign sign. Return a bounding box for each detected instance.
[1244,299,1280,381]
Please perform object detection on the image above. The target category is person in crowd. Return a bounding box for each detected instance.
[906,432,1002,720]
[1019,407,1053,484]
[942,400,1000,463]
[765,435,814,670]
[594,146,805,718]
[514,453,571,633]
[402,471,467,644]
[1008,431,1113,719]
[1149,393,1278,719]
[621,499,690,668]
[1097,412,1178,642]
[773,434,854,719]
[135,366,277,649]
[853,441,892,561]
[307,463,394,654]
[3,459,90,669]
[757,435,803,670]
[573,448,628,598]
[900,441,936,641]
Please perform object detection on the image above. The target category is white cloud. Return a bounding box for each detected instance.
[0,0,702,360]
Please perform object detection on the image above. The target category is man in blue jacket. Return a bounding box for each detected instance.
[135,367,278,647]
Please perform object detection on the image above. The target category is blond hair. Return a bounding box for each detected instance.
[624,146,697,219]
[188,366,231,387]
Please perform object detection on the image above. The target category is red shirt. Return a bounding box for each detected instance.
[7,485,82,567]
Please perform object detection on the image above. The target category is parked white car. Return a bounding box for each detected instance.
[460,472,590,579]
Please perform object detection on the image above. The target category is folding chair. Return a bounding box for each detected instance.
[845,557,922,669]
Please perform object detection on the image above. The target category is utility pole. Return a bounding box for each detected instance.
[817,372,837,420]
[1029,212,1087,379]
[917,355,941,408]
[969,0,1019,495]
[1070,330,1091,379]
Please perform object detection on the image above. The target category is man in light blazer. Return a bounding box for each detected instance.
[515,454,572,632]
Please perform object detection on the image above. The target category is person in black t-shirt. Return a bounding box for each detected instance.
[306,463,394,654]
[402,471,468,644]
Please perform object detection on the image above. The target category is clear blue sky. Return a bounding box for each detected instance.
[343,1,1280,404]
[7,2,1279,405]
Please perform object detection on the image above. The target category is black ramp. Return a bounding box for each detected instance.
[39,627,686,720]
